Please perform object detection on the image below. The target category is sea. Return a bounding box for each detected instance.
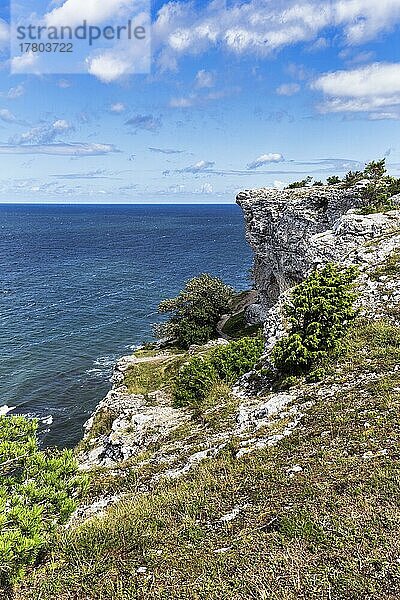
[0,204,253,448]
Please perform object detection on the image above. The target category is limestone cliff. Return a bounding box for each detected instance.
[236,184,399,322]
[71,186,400,526]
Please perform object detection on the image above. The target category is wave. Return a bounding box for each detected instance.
[0,405,16,416]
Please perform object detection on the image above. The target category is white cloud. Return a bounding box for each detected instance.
[11,120,75,145]
[169,96,195,108]
[0,143,118,156]
[368,111,400,121]
[247,153,285,169]
[87,54,132,83]
[125,114,162,131]
[180,160,215,173]
[314,63,400,98]
[0,109,19,124]
[334,0,400,44]
[313,63,400,115]
[45,0,133,28]
[152,0,400,74]
[53,119,72,131]
[276,83,301,96]
[195,70,215,88]
[11,53,39,74]
[110,102,126,113]
[7,85,25,99]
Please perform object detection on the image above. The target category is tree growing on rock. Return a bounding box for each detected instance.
[155,274,234,348]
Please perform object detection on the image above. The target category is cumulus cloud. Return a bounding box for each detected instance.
[45,0,133,28]
[313,62,400,115]
[125,114,162,132]
[334,0,400,44]
[152,0,400,76]
[247,153,285,169]
[87,55,133,83]
[179,160,215,173]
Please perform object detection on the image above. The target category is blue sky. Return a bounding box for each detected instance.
[0,0,400,203]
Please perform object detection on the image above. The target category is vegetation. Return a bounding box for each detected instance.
[0,416,86,591]
[221,310,261,339]
[286,176,313,189]
[174,337,264,408]
[16,318,400,600]
[285,159,400,213]
[272,264,358,375]
[124,354,186,396]
[155,274,234,349]
[358,159,400,212]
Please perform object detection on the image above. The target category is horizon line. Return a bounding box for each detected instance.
[0,201,239,206]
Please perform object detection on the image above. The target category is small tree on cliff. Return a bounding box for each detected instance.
[343,158,400,211]
[155,274,234,348]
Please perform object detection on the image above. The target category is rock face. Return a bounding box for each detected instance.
[237,185,399,321]
[79,353,191,470]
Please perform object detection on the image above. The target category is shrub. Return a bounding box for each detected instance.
[343,169,364,188]
[286,176,313,189]
[155,274,234,349]
[343,158,400,212]
[271,264,358,375]
[0,416,86,589]
[174,337,264,408]
[327,176,341,185]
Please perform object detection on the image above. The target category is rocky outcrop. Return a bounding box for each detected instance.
[74,186,399,525]
[236,185,398,321]
[79,353,191,470]
[237,184,400,371]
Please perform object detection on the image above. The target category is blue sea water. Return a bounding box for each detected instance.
[0,204,252,448]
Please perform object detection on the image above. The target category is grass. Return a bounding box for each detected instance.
[15,318,400,600]
[124,354,186,397]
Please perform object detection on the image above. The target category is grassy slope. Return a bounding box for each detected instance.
[16,318,400,600]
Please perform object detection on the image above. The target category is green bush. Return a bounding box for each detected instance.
[286,176,313,189]
[174,337,264,408]
[343,158,400,212]
[327,175,341,185]
[155,274,234,349]
[0,416,86,589]
[271,264,358,375]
